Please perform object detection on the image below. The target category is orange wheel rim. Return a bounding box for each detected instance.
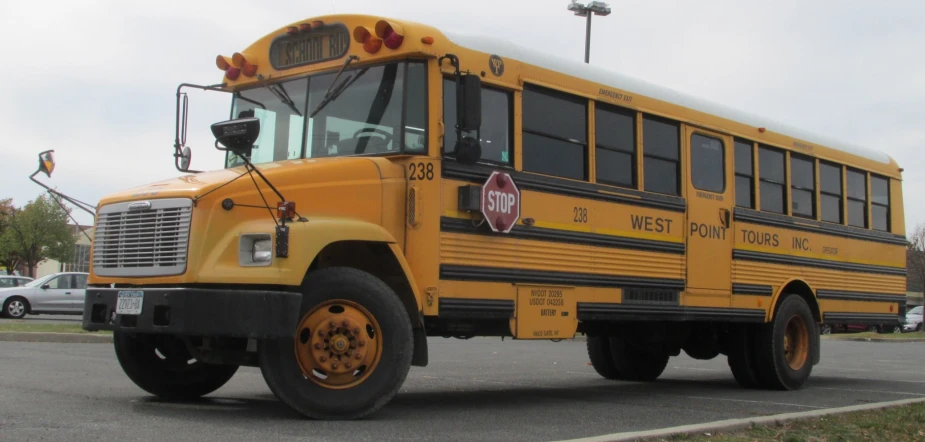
[293,299,383,390]
[783,314,809,370]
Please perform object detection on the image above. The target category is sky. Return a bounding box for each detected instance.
[1,0,923,232]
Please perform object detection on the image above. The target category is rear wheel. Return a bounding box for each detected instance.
[258,267,413,420]
[113,332,238,400]
[753,294,816,390]
[727,324,762,388]
[608,337,669,382]
[586,335,622,379]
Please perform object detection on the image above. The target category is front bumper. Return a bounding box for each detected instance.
[82,287,302,339]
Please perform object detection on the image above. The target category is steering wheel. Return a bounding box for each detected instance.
[352,128,394,154]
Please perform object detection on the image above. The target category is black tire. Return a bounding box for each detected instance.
[113,332,238,400]
[587,335,622,379]
[608,337,669,382]
[753,294,816,390]
[258,267,413,420]
[3,297,29,319]
[867,325,879,333]
[727,324,762,389]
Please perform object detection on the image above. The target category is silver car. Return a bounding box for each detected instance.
[0,272,88,319]
[0,276,33,288]
[904,306,923,332]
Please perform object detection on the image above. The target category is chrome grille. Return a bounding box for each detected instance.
[93,198,193,277]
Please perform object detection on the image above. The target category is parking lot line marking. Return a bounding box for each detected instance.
[810,386,925,397]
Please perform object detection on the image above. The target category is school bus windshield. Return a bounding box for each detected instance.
[226,60,427,168]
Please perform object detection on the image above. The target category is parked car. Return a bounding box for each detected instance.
[0,272,88,319]
[821,321,902,335]
[904,306,923,332]
[0,275,33,288]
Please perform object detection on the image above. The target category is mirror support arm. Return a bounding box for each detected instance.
[438,54,464,145]
[174,82,226,173]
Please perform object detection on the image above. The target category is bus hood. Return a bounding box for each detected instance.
[96,157,405,208]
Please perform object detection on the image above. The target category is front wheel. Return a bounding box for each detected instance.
[258,267,413,420]
[113,332,238,400]
[3,297,28,319]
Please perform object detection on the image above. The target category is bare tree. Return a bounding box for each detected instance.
[908,224,925,325]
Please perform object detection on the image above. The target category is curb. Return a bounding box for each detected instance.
[554,397,925,442]
[0,332,112,344]
[822,336,925,343]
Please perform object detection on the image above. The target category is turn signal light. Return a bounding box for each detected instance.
[353,26,382,54]
[375,20,404,49]
[216,55,232,71]
[277,201,296,219]
[224,66,241,81]
[286,26,298,35]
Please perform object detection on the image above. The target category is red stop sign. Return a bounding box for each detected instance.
[481,171,521,233]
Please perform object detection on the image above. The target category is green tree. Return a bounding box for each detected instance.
[0,194,77,277]
[0,198,20,275]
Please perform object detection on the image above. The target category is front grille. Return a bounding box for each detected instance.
[93,198,193,277]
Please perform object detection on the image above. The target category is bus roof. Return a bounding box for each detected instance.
[441,30,894,166]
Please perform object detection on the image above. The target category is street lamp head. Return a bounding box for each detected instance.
[567,1,589,16]
[588,1,611,16]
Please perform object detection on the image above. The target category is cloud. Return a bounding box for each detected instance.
[1,0,923,232]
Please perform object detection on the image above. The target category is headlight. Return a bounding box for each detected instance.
[252,239,272,263]
[239,233,272,267]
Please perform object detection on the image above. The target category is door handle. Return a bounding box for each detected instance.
[719,209,730,229]
[65,292,72,295]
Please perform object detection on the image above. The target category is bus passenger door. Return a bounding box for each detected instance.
[684,127,734,295]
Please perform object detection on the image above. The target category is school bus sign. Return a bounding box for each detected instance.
[481,170,520,233]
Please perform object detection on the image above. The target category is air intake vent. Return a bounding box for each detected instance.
[92,198,193,277]
[622,288,680,306]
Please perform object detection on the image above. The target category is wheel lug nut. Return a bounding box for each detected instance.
[317,330,325,337]
[331,363,338,369]
[358,340,365,347]
[345,362,352,369]
[314,343,322,350]
[353,328,360,335]
[355,354,362,360]
[320,356,327,362]
[342,320,350,327]
[329,321,336,329]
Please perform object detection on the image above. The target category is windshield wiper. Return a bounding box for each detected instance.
[256,74,302,117]
[309,55,361,118]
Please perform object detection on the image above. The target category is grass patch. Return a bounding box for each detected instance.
[0,322,110,334]
[662,402,925,441]
[824,331,925,341]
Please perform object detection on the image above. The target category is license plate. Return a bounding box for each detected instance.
[116,291,144,315]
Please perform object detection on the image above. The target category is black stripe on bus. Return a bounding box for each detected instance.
[440,217,685,255]
[734,208,907,246]
[732,250,907,276]
[438,298,514,319]
[442,161,687,213]
[439,265,685,290]
[732,283,774,296]
[576,303,766,323]
[823,312,902,325]
[816,290,907,304]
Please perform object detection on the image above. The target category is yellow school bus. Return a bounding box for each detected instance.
[82,14,907,419]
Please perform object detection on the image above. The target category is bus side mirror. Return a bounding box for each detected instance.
[457,74,481,132]
[211,117,260,156]
[178,146,192,171]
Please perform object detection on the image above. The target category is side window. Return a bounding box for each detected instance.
[734,139,754,208]
[74,274,88,289]
[45,276,70,290]
[846,168,867,228]
[522,84,587,180]
[642,115,680,195]
[871,174,890,231]
[790,154,815,219]
[403,62,428,153]
[819,161,843,223]
[758,146,785,214]
[690,133,725,193]
[595,103,636,188]
[0,279,12,288]
[443,79,512,165]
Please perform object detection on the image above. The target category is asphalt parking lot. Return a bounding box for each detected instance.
[1,337,922,442]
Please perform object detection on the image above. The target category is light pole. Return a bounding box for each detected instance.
[567,1,611,64]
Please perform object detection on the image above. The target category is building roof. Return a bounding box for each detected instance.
[442,31,893,165]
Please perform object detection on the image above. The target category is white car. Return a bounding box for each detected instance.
[0,272,88,319]
[904,306,923,332]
